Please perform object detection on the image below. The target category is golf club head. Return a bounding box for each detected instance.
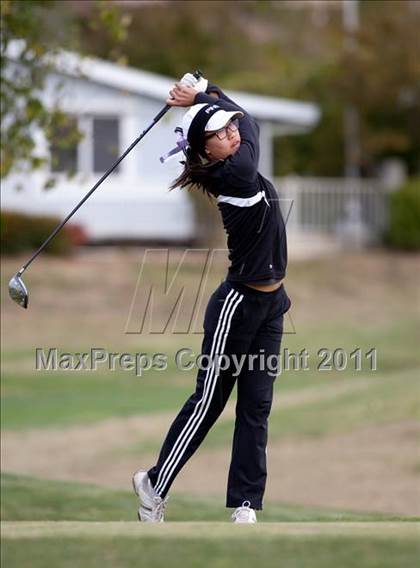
[9,273,29,309]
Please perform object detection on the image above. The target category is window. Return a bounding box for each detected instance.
[93,117,120,173]
[50,116,79,173]
[49,115,121,175]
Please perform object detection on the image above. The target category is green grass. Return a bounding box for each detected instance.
[200,367,420,448]
[281,318,420,376]
[2,473,415,523]
[268,368,420,439]
[0,369,194,431]
[109,365,420,459]
[2,319,419,432]
[2,528,419,568]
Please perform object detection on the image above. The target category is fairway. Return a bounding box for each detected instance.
[2,522,419,568]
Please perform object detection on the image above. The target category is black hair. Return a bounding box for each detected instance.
[168,146,221,200]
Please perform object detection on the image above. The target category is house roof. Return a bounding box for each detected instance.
[7,40,320,130]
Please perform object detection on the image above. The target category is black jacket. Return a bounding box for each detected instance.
[194,84,288,284]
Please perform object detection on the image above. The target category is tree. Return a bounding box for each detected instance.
[274,0,420,176]
[89,0,418,178]
[0,0,129,182]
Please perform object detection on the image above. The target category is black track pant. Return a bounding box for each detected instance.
[148,279,292,510]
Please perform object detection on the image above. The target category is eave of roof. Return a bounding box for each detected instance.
[7,40,320,128]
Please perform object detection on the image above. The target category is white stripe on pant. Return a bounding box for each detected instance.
[154,289,244,496]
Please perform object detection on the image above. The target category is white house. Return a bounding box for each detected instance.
[2,46,320,243]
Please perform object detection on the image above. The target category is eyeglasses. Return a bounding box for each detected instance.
[205,119,239,141]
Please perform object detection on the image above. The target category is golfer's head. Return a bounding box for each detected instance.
[182,103,243,161]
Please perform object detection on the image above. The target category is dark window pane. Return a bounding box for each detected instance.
[50,116,78,173]
[93,117,120,173]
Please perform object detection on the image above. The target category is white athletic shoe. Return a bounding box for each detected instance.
[231,500,257,523]
[132,470,169,522]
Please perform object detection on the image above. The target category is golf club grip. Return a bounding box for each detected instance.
[167,70,203,101]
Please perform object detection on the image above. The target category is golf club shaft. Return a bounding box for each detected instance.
[17,104,172,275]
[14,69,203,277]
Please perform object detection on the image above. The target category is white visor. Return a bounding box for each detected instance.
[205,109,244,132]
[181,104,244,139]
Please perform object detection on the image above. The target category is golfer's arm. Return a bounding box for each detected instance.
[194,82,247,115]
[195,84,260,175]
[194,85,260,188]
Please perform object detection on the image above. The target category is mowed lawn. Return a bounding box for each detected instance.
[2,474,419,568]
[2,524,419,568]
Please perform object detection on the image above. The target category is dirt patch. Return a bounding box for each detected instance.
[177,421,420,516]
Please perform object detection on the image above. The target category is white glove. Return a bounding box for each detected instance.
[180,72,208,93]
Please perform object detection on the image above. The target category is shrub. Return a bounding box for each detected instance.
[1,210,74,256]
[385,178,420,251]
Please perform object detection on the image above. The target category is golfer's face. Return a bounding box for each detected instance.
[204,119,241,160]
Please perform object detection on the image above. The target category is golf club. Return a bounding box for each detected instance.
[8,70,202,309]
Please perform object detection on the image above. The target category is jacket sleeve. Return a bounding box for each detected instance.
[194,84,260,192]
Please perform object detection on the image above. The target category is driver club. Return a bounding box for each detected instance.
[8,70,202,309]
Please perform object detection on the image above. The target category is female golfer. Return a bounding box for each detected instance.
[133,74,291,523]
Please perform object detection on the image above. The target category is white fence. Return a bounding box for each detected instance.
[276,176,391,244]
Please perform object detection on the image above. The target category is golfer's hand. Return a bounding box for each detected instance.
[166,83,198,107]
